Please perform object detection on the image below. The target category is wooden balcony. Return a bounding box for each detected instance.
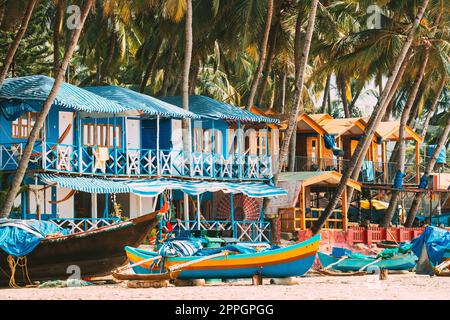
[0,142,272,181]
[286,156,423,185]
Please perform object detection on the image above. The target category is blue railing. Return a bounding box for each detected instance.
[160,219,271,243]
[49,217,121,233]
[0,142,272,180]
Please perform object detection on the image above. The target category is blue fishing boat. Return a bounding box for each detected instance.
[119,235,320,280]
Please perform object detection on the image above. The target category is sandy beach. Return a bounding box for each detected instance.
[0,273,447,300]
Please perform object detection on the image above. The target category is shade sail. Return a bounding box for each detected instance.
[0,76,128,120]
[126,179,287,198]
[84,86,199,119]
[40,174,131,194]
[159,95,279,124]
[39,175,287,198]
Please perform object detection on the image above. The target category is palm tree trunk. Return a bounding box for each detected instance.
[139,38,163,93]
[256,11,280,106]
[161,37,177,96]
[0,0,95,218]
[421,75,446,137]
[53,0,64,78]
[188,59,199,95]
[382,49,430,227]
[348,88,362,115]
[100,31,116,84]
[0,0,38,86]
[279,63,287,114]
[247,0,274,110]
[311,0,429,235]
[338,76,351,118]
[181,0,193,154]
[0,3,5,28]
[278,0,319,176]
[346,52,411,207]
[321,74,331,113]
[405,118,450,227]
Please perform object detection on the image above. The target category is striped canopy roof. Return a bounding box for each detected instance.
[0,75,128,113]
[39,175,287,198]
[159,95,279,124]
[84,86,199,119]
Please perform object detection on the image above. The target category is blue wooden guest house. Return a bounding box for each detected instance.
[0,75,286,242]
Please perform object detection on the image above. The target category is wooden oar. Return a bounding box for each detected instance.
[112,251,230,282]
[168,251,230,272]
[358,258,383,272]
[114,255,162,274]
[322,256,348,271]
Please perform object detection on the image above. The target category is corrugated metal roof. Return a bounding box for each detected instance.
[0,75,128,113]
[159,95,280,124]
[84,85,199,119]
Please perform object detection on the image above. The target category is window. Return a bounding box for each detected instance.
[12,112,43,139]
[83,123,121,148]
[257,130,268,156]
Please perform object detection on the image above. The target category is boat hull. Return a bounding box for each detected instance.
[126,234,321,279]
[318,252,417,272]
[0,212,159,286]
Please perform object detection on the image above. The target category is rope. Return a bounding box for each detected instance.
[322,256,348,271]
[7,255,32,288]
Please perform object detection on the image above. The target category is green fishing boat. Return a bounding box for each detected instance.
[318,252,417,272]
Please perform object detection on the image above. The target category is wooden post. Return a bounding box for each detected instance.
[342,186,348,231]
[184,192,189,229]
[252,274,263,286]
[156,115,161,176]
[382,141,387,184]
[318,134,323,170]
[196,195,201,231]
[415,140,420,184]
[301,186,306,230]
[113,114,117,175]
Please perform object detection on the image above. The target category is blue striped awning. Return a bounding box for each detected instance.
[39,175,287,198]
[84,86,199,119]
[159,95,280,124]
[126,179,287,198]
[0,76,128,116]
[40,174,131,194]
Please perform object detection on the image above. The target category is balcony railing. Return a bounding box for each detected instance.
[48,217,121,233]
[162,220,271,243]
[0,142,272,180]
[285,156,423,185]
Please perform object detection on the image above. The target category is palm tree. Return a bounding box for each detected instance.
[182,0,193,153]
[382,47,430,227]
[0,0,38,86]
[421,75,447,137]
[0,0,95,218]
[405,116,450,226]
[247,0,274,110]
[311,0,430,235]
[52,0,64,77]
[277,0,320,178]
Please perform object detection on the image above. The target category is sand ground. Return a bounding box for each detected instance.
[0,273,448,300]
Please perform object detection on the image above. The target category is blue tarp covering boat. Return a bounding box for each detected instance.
[411,226,450,266]
[0,219,69,257]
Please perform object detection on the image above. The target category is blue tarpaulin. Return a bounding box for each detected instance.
[427,145,446,164]
[0,219,69,257]
[323,134,344,156]
[393,170,406,189]
[411,226,450,266]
